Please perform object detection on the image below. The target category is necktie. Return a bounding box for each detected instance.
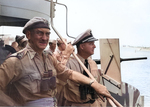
[83,59,89,77]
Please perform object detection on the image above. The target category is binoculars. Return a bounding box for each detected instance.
[79,84,97,100]
[40,70,56,92]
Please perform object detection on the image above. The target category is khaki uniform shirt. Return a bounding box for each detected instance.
[53,49,63,62]
[54,49,66,106]
[0,44,72,106]
[46,48,54,54]
[64,54,100,106]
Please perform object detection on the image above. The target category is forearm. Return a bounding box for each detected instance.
[69,71,112,99]
[68,70,93,85]
[0,90,20,106]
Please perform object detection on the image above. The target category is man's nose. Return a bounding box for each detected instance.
[42,34,48,40]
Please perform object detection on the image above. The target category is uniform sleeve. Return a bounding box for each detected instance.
[48,54,73,82]
[0,57,21,106]
[56,57,81,82]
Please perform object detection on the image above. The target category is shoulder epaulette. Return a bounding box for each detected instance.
[44,50,52,56]
[9,48,27,59]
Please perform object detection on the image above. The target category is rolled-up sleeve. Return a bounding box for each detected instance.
[56,66,73,82]
[48,54,73,82]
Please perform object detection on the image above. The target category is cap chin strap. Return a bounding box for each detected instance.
[82,36,94,43]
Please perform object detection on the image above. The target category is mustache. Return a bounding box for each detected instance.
[39,40,48,43]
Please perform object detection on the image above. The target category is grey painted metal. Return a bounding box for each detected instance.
[0,0,50,26]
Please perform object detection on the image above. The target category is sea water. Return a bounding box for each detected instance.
[93,46,150,106]
[120,46,150,107]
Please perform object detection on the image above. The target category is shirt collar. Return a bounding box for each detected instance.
[77,54,91,63]
[77,54,86,64]
[49,48,54,53]
[26,44,46,59]
[26,44,36,59]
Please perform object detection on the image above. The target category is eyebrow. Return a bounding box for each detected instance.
[38,29,50,33]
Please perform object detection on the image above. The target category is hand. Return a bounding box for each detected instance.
[62,43,74,59]
[91,81,112,99]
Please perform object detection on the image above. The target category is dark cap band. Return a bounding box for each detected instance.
[76,35,92,46]
[73,29,98,46]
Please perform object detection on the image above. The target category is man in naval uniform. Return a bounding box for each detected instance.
[0,17,111,106]
[54,38,67,62]
[54,38,67,106]
[48,39,57,53]
[64,29,103,107]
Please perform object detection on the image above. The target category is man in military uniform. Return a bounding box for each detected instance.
[54,38,67,106]
[0,17,112,106]
[54,38,67,62]
[64,29,103,107]
[15,35,28,51]
[48,39,57,53]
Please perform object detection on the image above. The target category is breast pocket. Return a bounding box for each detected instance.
[20,72,41,93]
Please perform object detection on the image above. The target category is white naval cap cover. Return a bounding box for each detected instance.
[49,39,57,44]
[72,29,98,46]
[23,17,50,34]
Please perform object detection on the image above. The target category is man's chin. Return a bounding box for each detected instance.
[39,46,47,50]
[91,52,94,55]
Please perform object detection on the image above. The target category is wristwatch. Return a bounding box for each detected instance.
[89,80,95,86]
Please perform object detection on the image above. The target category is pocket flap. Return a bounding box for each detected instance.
[29,73,41,81]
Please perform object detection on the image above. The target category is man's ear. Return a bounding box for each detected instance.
[25,30,31,40]
[80,44,84,50]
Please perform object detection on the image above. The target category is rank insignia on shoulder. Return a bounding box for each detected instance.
[9,48,26,59]
[44,50,52,56]
[17,52,25,59]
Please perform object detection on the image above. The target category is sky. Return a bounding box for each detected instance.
[54,0,150,46]
[0,0,150,58]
